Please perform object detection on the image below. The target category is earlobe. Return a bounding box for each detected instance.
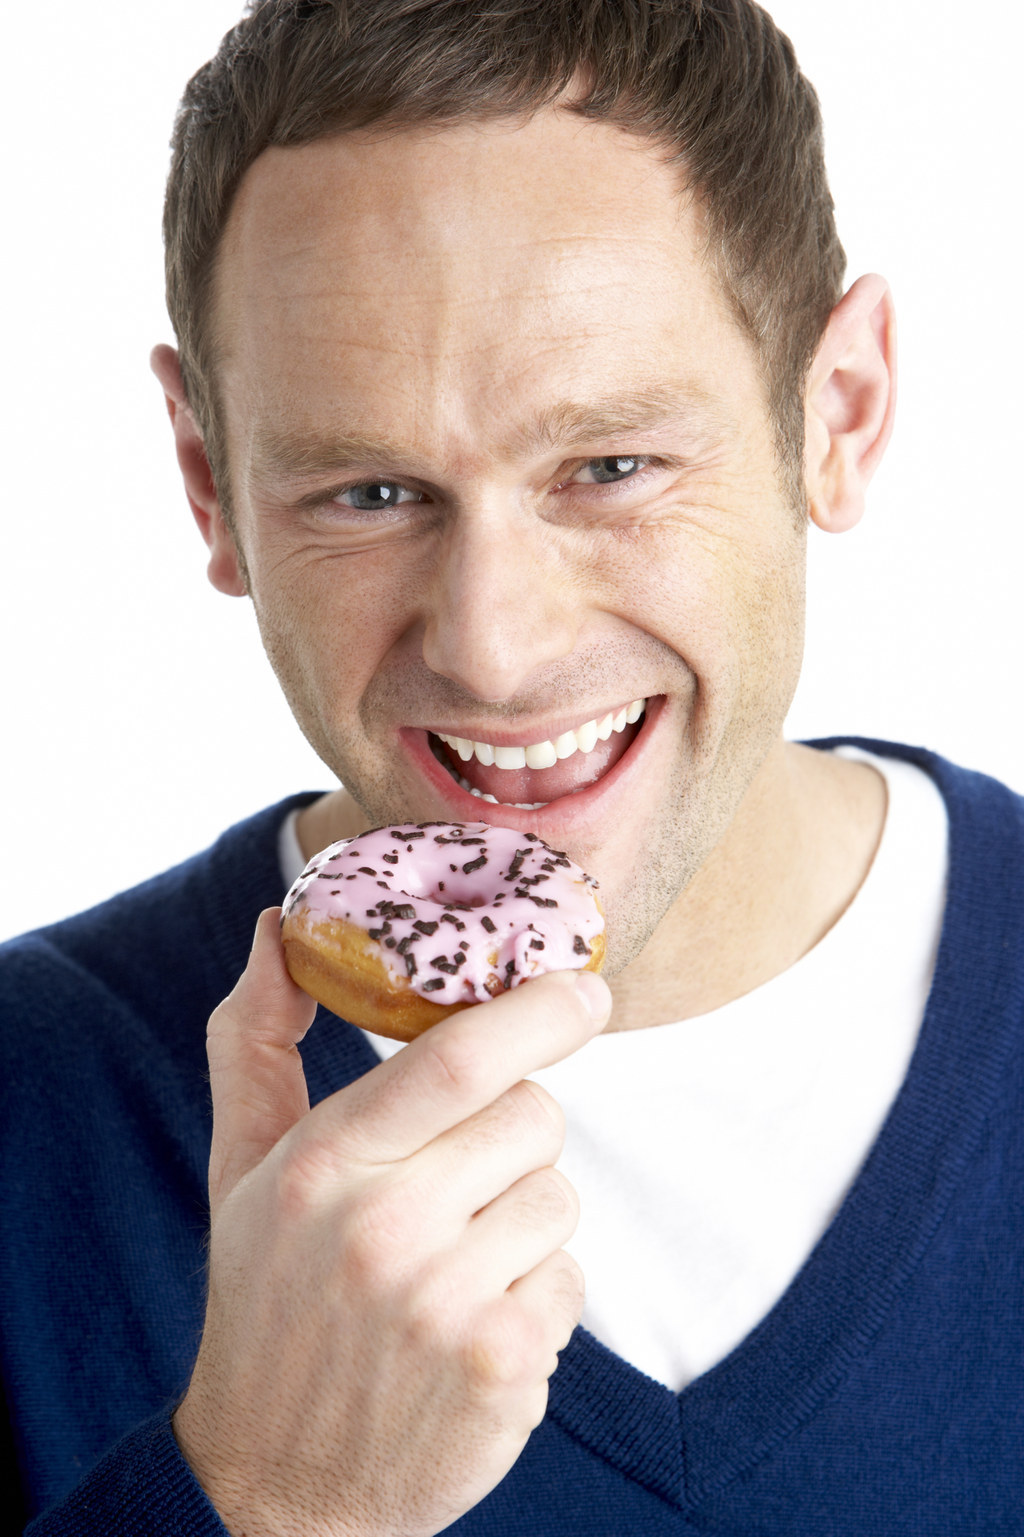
[149,343,248,596]
[804,274,897,534]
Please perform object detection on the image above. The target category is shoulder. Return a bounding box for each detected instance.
[0,793,319,1092]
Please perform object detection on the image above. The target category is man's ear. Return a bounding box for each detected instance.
[150,343,248,595]
[803,273,897,533]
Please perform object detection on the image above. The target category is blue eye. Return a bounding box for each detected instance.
[337,482,419,510]
[580,456,643,484]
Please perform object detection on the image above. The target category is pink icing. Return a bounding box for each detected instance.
[282,822,603,1007]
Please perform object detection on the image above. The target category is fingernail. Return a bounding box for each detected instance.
[574,969,611,1028]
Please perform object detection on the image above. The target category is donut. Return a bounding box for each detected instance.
[280,822,605,1040]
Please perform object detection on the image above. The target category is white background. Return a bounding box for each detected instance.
[2,2,1021,941]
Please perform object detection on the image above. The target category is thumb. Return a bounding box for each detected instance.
[206,907,317,1212]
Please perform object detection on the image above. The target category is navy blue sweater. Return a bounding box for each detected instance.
[2,741,1023,1534]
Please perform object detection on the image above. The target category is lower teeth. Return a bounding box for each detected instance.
[428,733,549,808]
[456,772,547,810]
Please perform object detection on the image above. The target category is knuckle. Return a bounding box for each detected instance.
[465,1305,541,1391]
[205,997,229,1041]
[521,1380,552,1434]
[205,998,239,1063]
[483,1080,564,1153]
[552,1251,586,1330]
[403,1259,463,1347]
[515,1165,579,1235]
[340,1185,416,1282]
[508,1079,565,1141]
[273,1143,329,1220]
[418,1030,491,1105]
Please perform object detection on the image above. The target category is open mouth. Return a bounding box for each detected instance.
[427,698,647,810]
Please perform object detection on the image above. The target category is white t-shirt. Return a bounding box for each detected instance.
[279,749,948,1390]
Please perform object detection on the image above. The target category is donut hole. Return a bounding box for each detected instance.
[387,881,486,911]
[424,889,488,908]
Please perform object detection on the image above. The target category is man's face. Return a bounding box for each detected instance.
[211,111,808,972]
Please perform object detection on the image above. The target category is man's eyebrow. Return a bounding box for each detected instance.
[251,429,415,482]
[507,387,734,458]
[251,386,732,482]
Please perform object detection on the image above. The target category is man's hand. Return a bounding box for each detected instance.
[173,908,611,1537]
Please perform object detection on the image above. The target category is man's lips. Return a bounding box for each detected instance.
[427,698,648,809]
[397,695,666,848]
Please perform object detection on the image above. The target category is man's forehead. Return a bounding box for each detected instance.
[218,109,698,282]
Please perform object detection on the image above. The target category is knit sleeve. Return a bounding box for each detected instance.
[24,1415,228,1536]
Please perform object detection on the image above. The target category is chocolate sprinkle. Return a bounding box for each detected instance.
[481,916,497,933]
[462,854,487,874]
[573,935,590,956]
[413,920,439,936]
[422,977,445,992]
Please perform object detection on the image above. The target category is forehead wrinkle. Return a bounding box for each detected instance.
[249,383,734,487]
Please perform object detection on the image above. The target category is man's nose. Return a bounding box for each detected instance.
[420,500,580,702]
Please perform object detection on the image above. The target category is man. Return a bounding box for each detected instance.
[2,2,1021,1533]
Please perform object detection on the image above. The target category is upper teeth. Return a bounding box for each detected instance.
[435,698,646,770]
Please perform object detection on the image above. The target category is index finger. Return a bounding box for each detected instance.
[325,968,611,1163]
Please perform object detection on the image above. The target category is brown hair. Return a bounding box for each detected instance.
[164,0,845,507]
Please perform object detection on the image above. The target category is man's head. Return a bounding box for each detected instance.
[163,0,845,513]
[154,1,894,977]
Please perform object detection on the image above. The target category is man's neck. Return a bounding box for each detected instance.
[606,742,888,1029]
